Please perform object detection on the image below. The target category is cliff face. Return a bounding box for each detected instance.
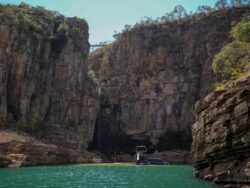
[1,4,250,167]
[0,5,98,166]
[89,7,250,155]
[192,77,250,186]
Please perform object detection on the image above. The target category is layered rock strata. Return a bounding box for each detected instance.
[192,77,250,186]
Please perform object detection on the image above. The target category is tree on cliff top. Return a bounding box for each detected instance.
[172,5,188,19]
[212,41,249,79]
[215,0,228,9]
[117,1,250,41]
[196,6,213,14]
[161,5,187,21]
[212,21,250,81]
[231,0,250,6]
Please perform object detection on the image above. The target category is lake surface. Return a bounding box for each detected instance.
[0,164,221,188]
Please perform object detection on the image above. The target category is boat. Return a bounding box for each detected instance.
[135,146,170,165]
[147,158,170,165]
[136,145,148,165]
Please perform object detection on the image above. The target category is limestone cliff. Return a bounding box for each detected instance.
[89,7,250,157]
[192,77,250,186]
[0,4,98,166]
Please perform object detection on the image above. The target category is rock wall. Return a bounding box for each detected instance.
[192,77,250,186]
[0,4,98,157]
[89,7,250,155]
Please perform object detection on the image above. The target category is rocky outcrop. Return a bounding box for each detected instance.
[0,130,98,167]
[89,7,250,157]
[192,77,250,186]
[0,4,98,166]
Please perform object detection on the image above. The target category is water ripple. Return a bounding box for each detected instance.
[0,164,221,188]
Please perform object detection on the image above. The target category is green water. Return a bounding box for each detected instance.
[0,164,221,188]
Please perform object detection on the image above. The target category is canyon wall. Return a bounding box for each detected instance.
[0,4,98,166]
[192,77,250,186]
[1,4,250,167]
[89,7,250,157]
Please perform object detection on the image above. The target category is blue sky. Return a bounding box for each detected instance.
[1,0,218,44]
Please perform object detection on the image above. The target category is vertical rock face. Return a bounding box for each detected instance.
[0,5,98,151]
[89,7,250,155]
[192,77,250,186]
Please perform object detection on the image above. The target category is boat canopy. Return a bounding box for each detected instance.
[136,145,147,153]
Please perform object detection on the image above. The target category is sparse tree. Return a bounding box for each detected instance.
[242,0,250,5]
[161,12,175,22]
[215,0,228,9]
[113,31,120,40]
[172,5,187,19]
[124,25,132,31]
[197,5,213,14]
[231,0,243,6]
[18,2,31,8]
[144,17,154,25]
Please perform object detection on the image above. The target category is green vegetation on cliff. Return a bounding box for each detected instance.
[212,21,250,81]
[0,3,89,57]
[0,3,57,32]
[230,21,250,42]
[212,40,249,79]
[57,21,69,33]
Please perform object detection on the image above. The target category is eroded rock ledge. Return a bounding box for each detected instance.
[192,77,250,186]
[0,130,98,167]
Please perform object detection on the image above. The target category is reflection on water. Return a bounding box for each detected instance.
[0,164,221,188]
